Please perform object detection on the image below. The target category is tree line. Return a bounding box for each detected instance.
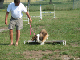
[0,0,52,9]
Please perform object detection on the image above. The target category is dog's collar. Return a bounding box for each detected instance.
[37,34,40,41]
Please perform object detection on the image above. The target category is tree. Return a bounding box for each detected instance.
[49,0,52,4]
[0,0,4,9]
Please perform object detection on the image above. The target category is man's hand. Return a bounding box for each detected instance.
[5,12,9,25]
[26,12,32,24]
[5,19,7,25]
[29,18,32,24]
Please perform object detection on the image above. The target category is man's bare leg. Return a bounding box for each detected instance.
[9,29,13,45]
[16,30,20,46]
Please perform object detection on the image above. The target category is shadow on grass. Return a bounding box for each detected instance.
[26,42,62,45]
[26,42,40,45]
[0,43,9,45]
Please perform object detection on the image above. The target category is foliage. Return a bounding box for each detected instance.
[0,0,4,9]
[0,0,4,2]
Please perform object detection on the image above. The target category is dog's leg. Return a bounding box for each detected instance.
[40,42,44,45]
[37,34,40,42]
[40,35,48,45]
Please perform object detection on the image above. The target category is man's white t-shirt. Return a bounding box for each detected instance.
[7,2,27,18]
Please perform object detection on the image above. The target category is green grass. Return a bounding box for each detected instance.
[0,9,80,60]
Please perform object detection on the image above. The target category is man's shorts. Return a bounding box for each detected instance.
[8,17,23,30]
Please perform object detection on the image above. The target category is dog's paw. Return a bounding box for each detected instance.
[37,40,40,42]
[47,37,48,39]
[40,42,44,45]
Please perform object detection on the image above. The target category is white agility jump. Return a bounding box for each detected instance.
[30,5,55,20]
[30,5,42,20]
[40,4,55,20]
[23,4,55,23]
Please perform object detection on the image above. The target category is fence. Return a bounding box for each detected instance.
[1,0,79,10]
[4,0,43,3]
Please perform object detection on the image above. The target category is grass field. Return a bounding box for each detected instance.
[0,9,80,60]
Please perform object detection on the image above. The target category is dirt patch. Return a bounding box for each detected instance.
[54,49,61,52]
[23,50,53,59]
[61,55,70,60]
[76,28,80,30]
[70,43,79,47]
[22,50,80,60]
[0,28,8,32]
[39,26,44,29]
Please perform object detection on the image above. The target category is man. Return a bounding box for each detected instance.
[5,0,32,46]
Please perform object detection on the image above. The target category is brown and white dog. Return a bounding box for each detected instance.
[31,29,48,45]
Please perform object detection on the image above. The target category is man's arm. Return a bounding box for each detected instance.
[5,12,9,25]
[26,12,32,23]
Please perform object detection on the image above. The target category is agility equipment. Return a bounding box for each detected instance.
[40,4,55,20]
[30,5,55,20]
[23,4,55,21]
[30,5,42,20]
[24,40,66,45]
[23,6,29,24]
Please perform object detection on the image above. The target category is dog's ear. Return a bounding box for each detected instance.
[44,33,47,36]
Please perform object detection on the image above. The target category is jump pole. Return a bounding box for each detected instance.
[40,5,42,20]
[30,5,42,20]
[23,6,29,24]
[53,4,55,18]
[23,2,30,24]
[23,6,28,21]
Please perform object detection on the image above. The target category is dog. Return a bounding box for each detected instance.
[31,29,48,45]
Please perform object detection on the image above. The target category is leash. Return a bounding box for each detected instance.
[30,24,35,35]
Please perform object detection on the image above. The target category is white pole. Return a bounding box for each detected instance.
[24,40,26,44]
[53,4,55,18]
[23,6,28,21]
[40,5,42,20]
[63,41,64,45]
[65,41,66,45]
